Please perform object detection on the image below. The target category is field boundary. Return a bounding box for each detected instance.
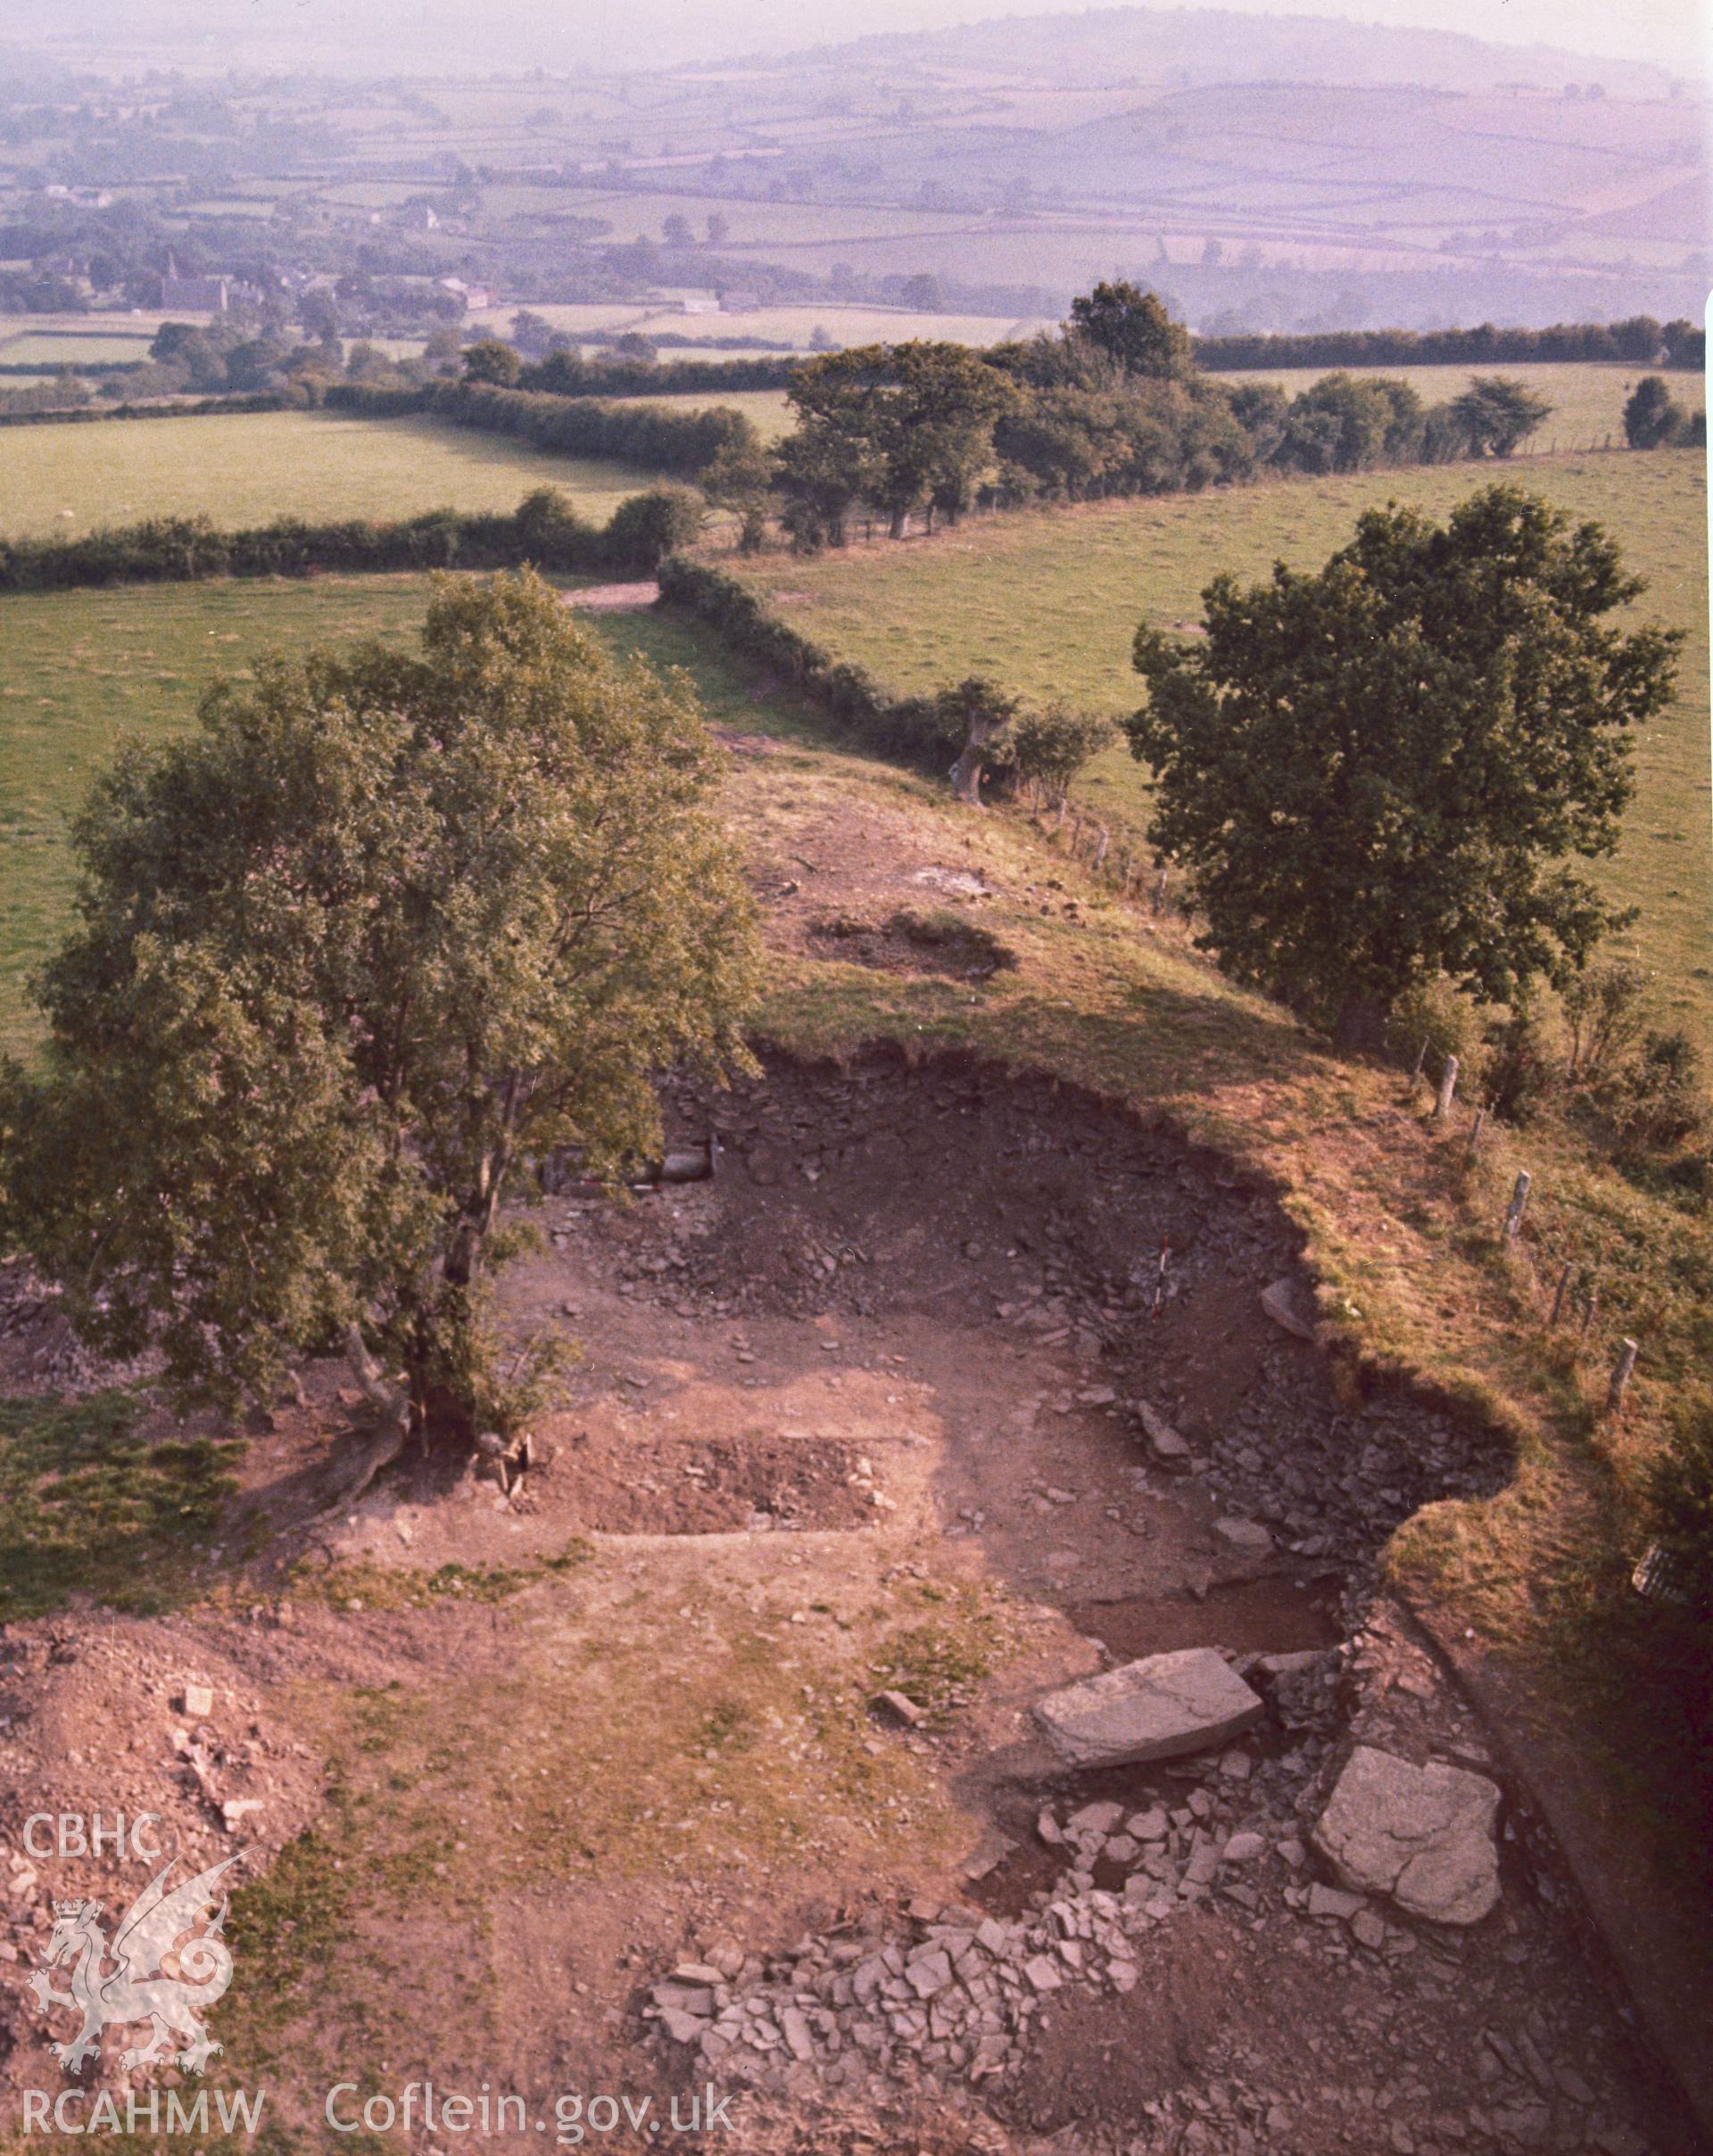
[325,377,756,477]
[657,552,954,764]
[0,492,687,593]
[658,551,1153,874]
[0,390,297,430]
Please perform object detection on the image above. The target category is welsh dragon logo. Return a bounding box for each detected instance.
[27,1854,242,2076]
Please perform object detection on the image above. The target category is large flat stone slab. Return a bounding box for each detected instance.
[1312,1744,1501,1926]
[1033,1648,1264,1768]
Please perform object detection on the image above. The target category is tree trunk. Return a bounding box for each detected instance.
[949,709,1006,805]
[1332,991,1389,1054]
[314,1324,413,1516]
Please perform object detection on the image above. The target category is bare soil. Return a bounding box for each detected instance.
[0,1042,1693,2151]
[805,908,1016,979]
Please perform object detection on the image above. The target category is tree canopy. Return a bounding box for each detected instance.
[761,292,1537,550]
[779,341,1019,542]
[1623,375,1702,450]
[1066,281,1194,380]
[1126,485,1681,1043]
[1450,376,1552,457]
[0,572,760,1436]
[461,336,524,386]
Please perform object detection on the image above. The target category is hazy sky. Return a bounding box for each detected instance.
[6,0,1706,78]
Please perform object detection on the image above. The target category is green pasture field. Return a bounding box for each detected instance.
[536,186,984,250]
[0,312,177,344]
[177,197,280,219]
[0,409,653,540]
[1219,361,1705,454]
[728,449,1712,1047]
[0,574,815,1056]
[610,387,794,440]
[0,332,154,365]
[465,302,654,340]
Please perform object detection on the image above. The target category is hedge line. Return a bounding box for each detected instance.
[1194,319,1703,373]
[0,359,153,377]
[0,392,296,429]
[656,554,963,766]
[324,378,756,474]
[525,351,799,398]
[0,488,691,595]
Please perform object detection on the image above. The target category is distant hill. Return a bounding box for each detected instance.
[0,40,78,92]
[2,1,1701,330]
[665,8,1705,326]
[791,7,1684,97]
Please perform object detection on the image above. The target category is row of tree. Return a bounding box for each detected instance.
[0,389,296,430]
[657,555,1112,795]
[1194,316,1704,373]
[474,336,798,399]
[743,287,1558,549]
[468,312,1708,405]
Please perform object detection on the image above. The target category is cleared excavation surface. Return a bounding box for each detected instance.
[0,1049,1692,2152]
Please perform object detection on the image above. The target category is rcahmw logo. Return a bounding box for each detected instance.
[22,1816,162,1863]
[21,2087,266,2136]
[26,1850,244,2078]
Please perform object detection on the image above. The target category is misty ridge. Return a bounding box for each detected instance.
[0,3,1705,337]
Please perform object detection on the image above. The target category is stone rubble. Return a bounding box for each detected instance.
[641,1658,1355,2102]
[591,1060,1510,1588]
[542,1058,1652,2150]
[638,1608,1664,2155]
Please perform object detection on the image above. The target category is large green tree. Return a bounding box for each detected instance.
[1065,281,1193,380]
[1451,376,1552,457]
[1126,486,1680,1045]
[461,336,523,386]
[780,342,1016,541]
[0,572,760,1440]
[1623,375,1698,450]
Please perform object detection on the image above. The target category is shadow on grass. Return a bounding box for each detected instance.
[0,1389,243,1623]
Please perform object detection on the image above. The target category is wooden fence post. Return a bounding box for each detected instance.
[1502,1170,1531,1239]
[1605,1338,1639,1418]
[1093,825,1110,871]
[1579,1290,1600,1341]
[1466,1108,1486,1163]
[1411,1037,1429,1082]
[1549,1260,1574,1326]
[1151,867,1169,914]
[1433,1054,1460,1122]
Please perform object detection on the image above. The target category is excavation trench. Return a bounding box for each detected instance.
[5,1042,1684,2151]
[513,1048,1684,2149]
[529,1040,1510,1626]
